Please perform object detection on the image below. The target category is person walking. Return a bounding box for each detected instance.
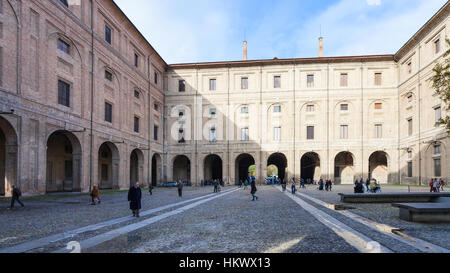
[177,180,183,197]
[433,179,440,193]
[429,179,435,193]
[9,185,24,209]
[148,184,153,196]
[213,179,218,193]
[300,178,305,189]
[291,178,296,195]
[365,178,371,193]
[250,178,258,201]
[128,182,142,217]
[440,179,446,191]
[90,185,100,205]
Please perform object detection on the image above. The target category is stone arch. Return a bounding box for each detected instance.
[130,148,144,187]
[151,153,162,186]
[334,151,355,184]
[172,155,191,183]
[0,116,18,196]
[235,153,255,184]
[203,154,223,182]
[301,152,321,182]
[45,130,82,192]
[368,151,389,184]
[98,142,120,190]
[267,153,288,182]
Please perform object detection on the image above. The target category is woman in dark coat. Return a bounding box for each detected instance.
[128,182,142,217]
[250,178,258,201]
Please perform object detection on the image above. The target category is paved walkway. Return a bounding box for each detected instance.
[0,185,448,253]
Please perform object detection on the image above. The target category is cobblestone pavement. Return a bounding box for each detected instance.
[0,185,448,253]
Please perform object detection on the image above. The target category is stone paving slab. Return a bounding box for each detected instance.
[0,186,222,248]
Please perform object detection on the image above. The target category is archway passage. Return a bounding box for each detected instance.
[204,154,223,182]
[173,155,191,183]
[334,152,355,185]
[152,153,162,186]
[98,142,120,190]
[0,117,18,196]
[369,151,388,184]
[301,152,320,182]
[267,153,287,182]
[130,149,144,187]
[235,154,255,184]
[46,131,82,193]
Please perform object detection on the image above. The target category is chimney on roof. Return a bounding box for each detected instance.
[319,37,324,57]
[243,40,248,60]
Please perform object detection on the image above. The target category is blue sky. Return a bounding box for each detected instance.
[114,0,448,64]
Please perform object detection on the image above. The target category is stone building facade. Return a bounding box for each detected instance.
[0,0,449,196]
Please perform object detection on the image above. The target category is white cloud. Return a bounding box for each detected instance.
[366,0,381,6]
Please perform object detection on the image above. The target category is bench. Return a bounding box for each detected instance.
[392,203,450,223]
[339,192,450,203]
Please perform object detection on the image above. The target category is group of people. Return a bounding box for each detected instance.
[317,179,333,191]
[429,178,446,192]
[354,178,381,194]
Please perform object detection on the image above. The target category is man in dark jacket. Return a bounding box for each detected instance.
[177,180,183,197]
[250,178,258,201]
[128,182,142,217]
[10,185,24,209]
[354,181,364,194]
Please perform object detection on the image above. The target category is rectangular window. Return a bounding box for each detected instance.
[178,110,184,117]
[274,76,281,88]
[273,106,281,113]
[241,128,249,141]
[340,104,348,111]
[105,70,112,81]
[241,77,248,90]
[58,80,70,107]
[134,53,139,67]
[154,104,159,111]
[435,39,441,54]
[307,126,314,140]
[210,108,216,116]
[154,125,158,141]
[209,128,217,142]
[154,72,158,85]
[435,107,442,125]
[306,105,315,112]
[134,116,140,133]
[408,118,413,136]
[179,80,186,92]
[407,162,413,178]
[57,39,70,54]
[407,94,413,103]
[241,107,248,114]
[407,62,412,74]
[374,73,382,86]
[340,73,348,87]
[307,74,314,88]
[60,0,68,7]
[274,127,281,141]
[134,90,140,99]
[209,79,216,91]
[340,125,348,139]
[101,164,108,181]
[375,103,382,110]
[375,124,382,138]
[105,102,112,123]
[434,158,441,177]
[105,25,112,44]
[434,145,441,155]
